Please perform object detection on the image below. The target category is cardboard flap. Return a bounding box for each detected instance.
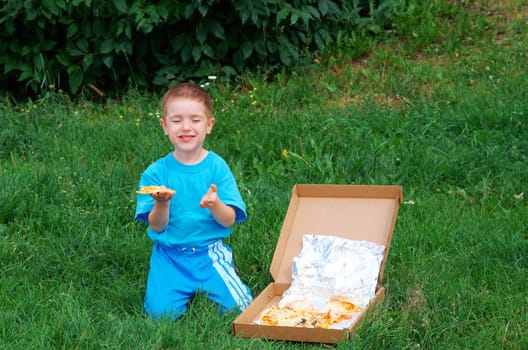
[269,184,402,285]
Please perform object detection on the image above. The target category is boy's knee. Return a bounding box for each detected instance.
[144,299,186,320]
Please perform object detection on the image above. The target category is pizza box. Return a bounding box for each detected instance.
[233,184,403,343]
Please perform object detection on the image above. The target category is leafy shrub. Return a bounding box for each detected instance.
[0,0,395,98]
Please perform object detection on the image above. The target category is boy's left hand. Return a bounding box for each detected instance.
[200,184,219,208]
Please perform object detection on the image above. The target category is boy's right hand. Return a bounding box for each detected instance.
[151,191,174,202]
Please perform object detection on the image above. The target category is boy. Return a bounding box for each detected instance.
[135,82,252,319]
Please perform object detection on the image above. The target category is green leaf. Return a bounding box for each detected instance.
[196,24,208,45]
[184,3,195,19]
[208,20,225,40]
[240,41,253,59]
[277,8,289,24]
[100,38,114,54]
[82,54,94,70]
[318,0,329,16]
[254,40,267,56]
[17,64,33,82]
[112,0,128,14]
[267,41,278,54]
[193,60,213,77]
[198,4,208,17]
[221,65,237,76]
[181,46,192,63]
[279,48,291,66]
[102,54,113,68]
[55,54,72,66]
[202,44,214,58]
[172,34,185,52]
[92,19,106,37]
[76,38,89,53]
[3,56,18,73]
[21,46,34,56]
[68,66,84,93]
[39,40,56,51]
[67,23,79,38]
[42,0,60,16]
[290,13,299,25]
[153,73,169,86]
[306,5,321,20]
[233,50,244,70]
[192,46,202,62]
[68,48,85,57]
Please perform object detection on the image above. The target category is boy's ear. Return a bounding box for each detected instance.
[159,118,168,134]
[206,117,215,134]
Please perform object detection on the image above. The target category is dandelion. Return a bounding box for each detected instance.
[282,149,288,158]
[251,100,257,106]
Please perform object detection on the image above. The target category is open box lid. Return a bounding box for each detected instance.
[269,184,403,285]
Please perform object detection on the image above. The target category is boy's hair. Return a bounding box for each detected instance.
[162,82,213,119]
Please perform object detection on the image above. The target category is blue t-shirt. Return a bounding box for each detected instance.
[135,151,247,247]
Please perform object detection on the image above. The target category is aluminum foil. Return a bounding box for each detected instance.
[278,234,385,328]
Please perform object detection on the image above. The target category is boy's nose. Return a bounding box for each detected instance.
[181,119,191,129]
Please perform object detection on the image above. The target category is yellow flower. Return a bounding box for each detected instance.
[282,149,288,158]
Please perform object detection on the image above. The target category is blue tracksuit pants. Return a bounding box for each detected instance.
[144,240,253,319]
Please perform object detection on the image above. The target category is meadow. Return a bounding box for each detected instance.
[1,1,527,349]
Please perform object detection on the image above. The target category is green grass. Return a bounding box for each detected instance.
[1,1,527,349]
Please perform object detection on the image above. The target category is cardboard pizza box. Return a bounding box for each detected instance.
[232,184,403,343]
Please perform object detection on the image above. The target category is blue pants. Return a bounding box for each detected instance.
[144,240,253,319]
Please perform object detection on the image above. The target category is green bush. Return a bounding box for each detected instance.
[0,0,395,98]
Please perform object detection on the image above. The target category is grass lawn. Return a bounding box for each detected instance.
[1,1,527,349]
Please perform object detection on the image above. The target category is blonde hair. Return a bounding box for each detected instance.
[162,82,213,119]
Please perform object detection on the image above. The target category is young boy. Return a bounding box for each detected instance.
[135,82,253,319]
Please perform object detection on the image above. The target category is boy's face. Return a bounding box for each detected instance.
[160,97,215,160]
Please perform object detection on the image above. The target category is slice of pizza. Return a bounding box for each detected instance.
[257,296,362,329]
[326,296,361,314]
[136,185,176,195]
[259,305,317,328]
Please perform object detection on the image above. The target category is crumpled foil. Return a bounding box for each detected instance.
[278,234,385,328]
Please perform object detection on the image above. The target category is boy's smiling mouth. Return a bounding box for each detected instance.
[178,135,195,142]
